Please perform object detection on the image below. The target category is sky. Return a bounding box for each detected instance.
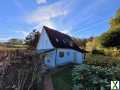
[0,0,120,42]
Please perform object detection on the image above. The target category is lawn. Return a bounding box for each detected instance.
[51,66,73,90]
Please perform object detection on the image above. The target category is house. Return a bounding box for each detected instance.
[36,26,86,68]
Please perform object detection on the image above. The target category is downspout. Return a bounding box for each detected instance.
[84,52,86,60]
[55,48,57,67]
[83,53,86,64]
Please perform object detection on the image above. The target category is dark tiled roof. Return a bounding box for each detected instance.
[43,26,86,53]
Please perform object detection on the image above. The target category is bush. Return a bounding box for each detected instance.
[72,64,120,90]
[92,48,120,57]
[85,53,120,66]
[103,48,120,57]
[92,49,105,55]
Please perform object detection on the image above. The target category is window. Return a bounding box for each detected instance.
[47,59,50,63]
[70,41,73,47]
[63,39,66,44]
[59,51,64,58]
[67,52,70,56]
[56,38,59,42]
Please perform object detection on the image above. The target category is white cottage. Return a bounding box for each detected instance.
[36,26,86,68]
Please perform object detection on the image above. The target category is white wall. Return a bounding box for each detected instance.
[75,50,84,64]
[43,49,84,68]
[44,50,56,68]
[56,49,84,66]
[36,28,53,50]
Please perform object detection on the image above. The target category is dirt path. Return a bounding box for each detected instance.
[43,74,54,90]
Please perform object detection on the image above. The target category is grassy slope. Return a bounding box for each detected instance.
[86,54,120,65]
[51,66,73,90]
[0,44,27,51]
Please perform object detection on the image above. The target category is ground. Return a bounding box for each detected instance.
[51,65,73,90]
[0,50,120,90]
[50,54,120,90]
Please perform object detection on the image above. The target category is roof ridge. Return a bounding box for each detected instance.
[43,26,86,53]
[43,26,69,36]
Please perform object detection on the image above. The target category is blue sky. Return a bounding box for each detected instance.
[0,0,120,41]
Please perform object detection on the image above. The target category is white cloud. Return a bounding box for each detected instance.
[33,21,55,31]
[29,5,68,22]
[36,0,47,4]
[0,37,11,42]
[61,30,70,34]
[26,0,69,28]
[60,27,73,36]
[0,30,29,42]
[15,30,29,37]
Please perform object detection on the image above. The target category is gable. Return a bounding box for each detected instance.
[36,28,54,50]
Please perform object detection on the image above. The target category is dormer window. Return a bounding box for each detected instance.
[56,38,59,42]
[63,39,66,43]
[70,42,73,47]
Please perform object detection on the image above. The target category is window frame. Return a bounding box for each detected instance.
[59,51,64,58]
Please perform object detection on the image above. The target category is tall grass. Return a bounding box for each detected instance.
[0,50,43,90]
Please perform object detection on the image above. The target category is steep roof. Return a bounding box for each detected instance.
[43,26,86,53]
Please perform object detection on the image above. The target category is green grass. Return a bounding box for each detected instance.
[0,44,27,51]
[51,54,120,90]
[51,66,73,90]
[86,54,120,65]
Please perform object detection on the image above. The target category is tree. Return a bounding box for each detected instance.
[99,29,120,47]
[72,37,87,49]
[98,9,120,48]
[85,37,98,51]
[7,38,23,45]
[25,30,40,49]
[110,9,120,28]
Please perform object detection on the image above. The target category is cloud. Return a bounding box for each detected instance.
[36,0,47,4]
[15,30,29,37]
[61,30,70,34]
[60,30,73,36]
[33,21,55,31]
[28,2,68,22]
[0,30,29,42]
[0,37,12,42]
[26,0,70,28]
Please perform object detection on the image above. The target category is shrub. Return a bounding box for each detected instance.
[72,64,120,90]
[92,49,105,55]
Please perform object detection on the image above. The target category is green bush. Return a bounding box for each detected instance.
[72,64,120,90]
[85,54,120,66]
[92,48,120,57]
[92,49,105,55]
[103,48,120,57]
